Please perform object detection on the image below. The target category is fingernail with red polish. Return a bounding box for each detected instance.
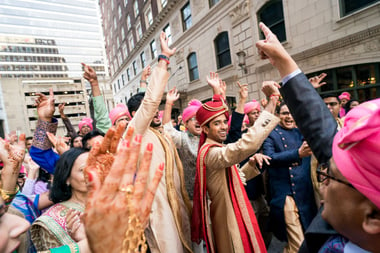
[159,163,164,171]
[135,134,142,143]
[147,143,153,151]
[87,172,93,182]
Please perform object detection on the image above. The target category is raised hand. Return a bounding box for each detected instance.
[46,132,70,155]
[256,22,298,78]
[237,82,248,101]
[35,88,55,122]
[83,125,163,253]
[261,81,280,97]
[249,153,271,169]
[141,65,152,80]
[82,63,98,84]
[166,87,180,104]
[58,103,67,119]
[160,31,176,57]
[309,73,327,89]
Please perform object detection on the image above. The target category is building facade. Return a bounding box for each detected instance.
[0,0,114,137]
[103,0,380,114]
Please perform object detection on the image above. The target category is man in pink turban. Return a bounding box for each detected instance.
[109,103,131,127]
[78,117,93,136]
[244,99,261,127]
[256,22,380,252]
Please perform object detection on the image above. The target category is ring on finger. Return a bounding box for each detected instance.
[119,185,134,194]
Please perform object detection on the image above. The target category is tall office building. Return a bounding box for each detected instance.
[0,0,113,137]
[0,0,107,78]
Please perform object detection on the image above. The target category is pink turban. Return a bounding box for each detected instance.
[182,99,202,123]
[78,117,93,131]
[158,110,164,120]
[332,98,380,208]
[244,99,261,115]
[243,114,249,125]
[109,104,131,125]
[338,91,351,101]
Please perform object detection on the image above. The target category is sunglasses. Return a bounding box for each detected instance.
[316,162,355,189]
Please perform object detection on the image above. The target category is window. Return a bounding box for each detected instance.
[121,28,125,40]
[127,15,131,30]
[209,0,220,8]
[122,74,126,86]
[340,0,377,16]
[134,1,139,17]
[163,24,172,46]
[307,63,380,102]
[132,61,137,75]
[140,51,146,68]
[122,43,128,58]
[145,8,153,27]
[258,0,286,42]
[187,53,199,81]
[125,0,128,6]
[127,68,131,81]
[114,17,117,29]
[161,0,167,8]
[136,22,143,40]
[150,40,157,59]
[118,6,122,19]
[116,36,120,49]
[111,0,114,10]
[181,2,192,31]
[129,35,135,49]
[118,52,123,66]
[118,80,121,90]
[214,32,231,69]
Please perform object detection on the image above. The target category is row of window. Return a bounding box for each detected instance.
[1,46,59,54]
[0,56,65,63]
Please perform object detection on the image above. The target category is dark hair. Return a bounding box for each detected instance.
[276,101,287,114]
[82,129,105,150]
[38,168,51,184]
[344,99,359,113]
[70,135,82,147]
[320,93,340,102]
[49,148,87,203]
[26,136,33,141]
[127,92,145,115]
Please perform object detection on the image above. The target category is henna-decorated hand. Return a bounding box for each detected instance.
[66,209,86,242]
[35,88,55,122]
[83,124,163,253]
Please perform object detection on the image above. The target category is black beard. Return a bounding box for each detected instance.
[150,120,161,128]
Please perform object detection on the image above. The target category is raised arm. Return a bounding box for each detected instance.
[256,22,336,163]
[162,87,179,125]
[138,65,152,92]
[58,103,77,139]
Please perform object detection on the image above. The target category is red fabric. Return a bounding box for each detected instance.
[196,94,229,128]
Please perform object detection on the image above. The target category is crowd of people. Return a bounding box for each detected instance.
[0,23,379,253]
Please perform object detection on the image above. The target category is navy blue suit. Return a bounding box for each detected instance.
[263,125,317,241]
[280,72,338,252]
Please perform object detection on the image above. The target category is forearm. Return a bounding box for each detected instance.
[91,80,101,97]
[32,118,58,150]
[21,178,37,195]
[62,117,77,139]
[162,102,173,125]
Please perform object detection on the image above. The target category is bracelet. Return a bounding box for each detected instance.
[158,54,170,64]
[0,186,19,205]
[140,80,148,84]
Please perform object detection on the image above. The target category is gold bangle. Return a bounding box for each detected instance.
[0,186,19,204]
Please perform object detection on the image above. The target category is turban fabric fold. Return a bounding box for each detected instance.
[109,104,131,125]
[332,98,380,208]
[338,91,351,101]
[182,99,202,123]
[244,99,261,115]
[78,117,93,131]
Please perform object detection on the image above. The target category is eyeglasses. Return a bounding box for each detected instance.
[316,163,355,189]
[325,102,339,107]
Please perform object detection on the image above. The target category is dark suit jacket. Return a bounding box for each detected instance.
[280,72,338,252]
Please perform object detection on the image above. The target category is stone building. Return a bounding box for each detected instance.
[103,0,380,114]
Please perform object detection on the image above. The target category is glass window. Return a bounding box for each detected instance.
[258,0,286,42]
[187,52,199,81]
[340,0,377,16]
[136,22,143,40]
[181,2,192,31]
[118,6,122,19]
[118,79,121,90]
[134,1,139,17]
[121,28,125,40]
[161,0,168,8]
[111,0,114,10]
[337,66,353,90]
[146,8,153,27]
[129,35,135,49]
[356,64,376,86]
[214,32,231,69]
[122,43,128,58]
[163,24,172,46]
[122,74,126,86]
[125,0,128,6]
[114,17,117,30]
[209,0,220,8]
[127,15,131,30]
[116,36,120,49]
[132,60,137,75]
[127,68,131,81]
[140,51,146,68]
[150,40,157,59]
